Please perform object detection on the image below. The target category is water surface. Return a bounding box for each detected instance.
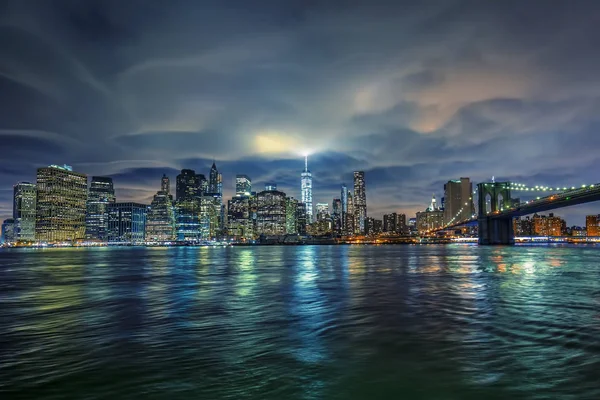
[2,245,600,399]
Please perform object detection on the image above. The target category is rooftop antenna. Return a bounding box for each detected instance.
[304,154,308,172]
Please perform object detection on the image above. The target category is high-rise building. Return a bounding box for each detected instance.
[341,184,348,233]
[296,202,307,235]
[108,203,147,244]
[197,174,208,196]
[346,192,355,235]
[443,178,474,225]
[255,187,287,236]
[533,213,565,236]
[398,213,407,235]
[353,171,367,234]
[199,194,221,239]
[383,213,398,233]
[146,176,176,242]
[209,162,219,194]
[416,194,444,234]
[13,182,37,241]
[332,198,342,235]
[286,197,298,234]
[586,215,599,236]
[301,156,313,223]
[228,195,253,239]
[35,164,88,242]
[161,174,170,194]
[1,218,16,244]
[236,175,252,196]
[85,176,115,241]
[316,203,329,221]
[176,169,200,200]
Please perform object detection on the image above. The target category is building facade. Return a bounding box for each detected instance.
[1,218,16,244]
[332,198,342,235]
[416,195,444,234]
[235,175,252,196]
[227,195,253,239]
[300,156,313,223]
[176,169,200,201]
[85,176,116,241]
[13,182,37,241]
[353,171,367,234]
[35,164,88,242]
[108,203,147,244]
[285,197,298,234]
[586,215,599,236]
[255,188,287,236]
[345,192,355,235]
[533,213,565,236]
[146,176,176,242]
[443,178,474,225]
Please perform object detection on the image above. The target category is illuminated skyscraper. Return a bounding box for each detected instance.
[209,162,219,194]
[332,198,342,234]
[346,192,355,235]
[108,202,147,244]
[341,184,348,233]
[13,182,36,241]
[146,175,176,242]
[443,178,474,225]
[85,176,115,241]
[35,164,88,242]
[255,187,287,235]
[316,203,329,221]
[176,169,200,200]
[353,171,366,234]
[300,155,313,223]
[236,175,252,196]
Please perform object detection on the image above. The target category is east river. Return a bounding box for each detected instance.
[1,245,600,399]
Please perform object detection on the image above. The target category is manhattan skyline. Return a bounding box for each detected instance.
[1,1,600,225]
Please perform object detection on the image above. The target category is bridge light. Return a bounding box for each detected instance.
[582,185,586,188]
[571,187,575,190]
[592,185,595,188]
[563,187,567,190]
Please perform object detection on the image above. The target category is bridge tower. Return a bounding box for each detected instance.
[477,182,514,245]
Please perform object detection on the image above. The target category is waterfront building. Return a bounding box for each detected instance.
[286,197,298,234]
[35,164,88,242]
[443,178,474,225]
[533,213,565,236]
[296,202,307,235]
[85,176,116,241]
[227,195,253,240]
[200,194,222,239]
[383,213,398,233]
[236,175,252,196]
[398,213,407,234]
[514,216,534,236]
[255,187,287,236]
[108,203,147,244]
[586,215,599,236]
[146,176,176,242]
[300,156,313,223]
[345,192,355,235]
[1,218,16,244]
[373,218,383,235]
[341,184,348,233]
[332,198,342,235]
[353,171,367,234]
[416,194,444,234]
[13,182,36,241]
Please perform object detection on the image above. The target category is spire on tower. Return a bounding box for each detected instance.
[304,155,308,172]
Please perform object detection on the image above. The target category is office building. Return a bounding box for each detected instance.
[383,213,398,233]
[398,213,407,235]
[443,178,474,225]
[316,203,329,221]
[300,156,313,223]
[416,194,444,234]
[1,218,16,244]
[176,169,200,200]
[199,193,221,239]
[197,174,208,196]
[208,162,220,194]
[13,182,37,241]
[586,215,599,236]
[146,175,176,242]
[108,203,147,244]
[353,171,367,234]
[341,184,348,233]
[286,197,298,234]
[345,192,355,235]
[255,187,287,235]
[296,202,307,235]
[332,198,342,234]
[35,164,88,242]
[85,176,116,241]
[227,195,253,239]
[236,175,252,196]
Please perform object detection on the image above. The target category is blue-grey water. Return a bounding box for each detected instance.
[1,245,600,399]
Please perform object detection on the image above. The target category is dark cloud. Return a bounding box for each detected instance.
[1,0,600,224]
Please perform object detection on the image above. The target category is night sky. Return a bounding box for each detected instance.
[1,0,600,224]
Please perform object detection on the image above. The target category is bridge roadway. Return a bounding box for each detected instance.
[438,183,600,233]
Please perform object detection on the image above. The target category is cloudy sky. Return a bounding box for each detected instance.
[1,0,600,224]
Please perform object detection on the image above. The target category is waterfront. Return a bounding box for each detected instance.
[2,245,600,399]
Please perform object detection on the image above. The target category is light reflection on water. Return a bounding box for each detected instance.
[2,244,600,399]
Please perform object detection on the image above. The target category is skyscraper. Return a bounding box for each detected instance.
[300,155,313,223]
[176,169,200,200]
[443,178,474,225]
[353,171,367,234]
[85,176,116,241]
[255,187,287,235]
[209,162,219,194]
[35,165,88,242]
[108,202,147,244]
[341,184,348,233]
[1,219,15,244]
[161,174,170,194]
[13,182,36,241]
[332,198,342,235]
[146,175,176,242]
[346,192,355,235]
[235,175,252,196]
[316,203,329,221]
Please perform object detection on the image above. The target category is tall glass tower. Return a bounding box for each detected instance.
[300,155,313,223]
[353,171,367,234]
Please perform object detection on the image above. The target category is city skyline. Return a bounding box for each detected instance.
[1,1,600,225]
